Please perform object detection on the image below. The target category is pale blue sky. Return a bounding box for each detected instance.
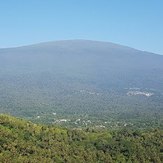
[0,0,163,54]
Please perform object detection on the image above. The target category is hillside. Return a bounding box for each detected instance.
[0,40,163,127]
[0,114,162,163]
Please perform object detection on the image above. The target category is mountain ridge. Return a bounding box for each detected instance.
[0,39,161,56]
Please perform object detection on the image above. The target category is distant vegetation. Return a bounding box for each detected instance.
[0,114,162,163]
[0,40,163,128]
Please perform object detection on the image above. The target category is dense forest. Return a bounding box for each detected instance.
[0,41,163,162]
[0,40,163,128]
[0,114,162,163]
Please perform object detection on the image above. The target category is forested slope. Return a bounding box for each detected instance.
[0,40,163,126]
[0,114,162,163]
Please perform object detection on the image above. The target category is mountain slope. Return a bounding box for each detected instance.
[0,40,163,127]
[0,114,162,163]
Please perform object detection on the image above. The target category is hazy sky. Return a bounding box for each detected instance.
[0,0,163,54]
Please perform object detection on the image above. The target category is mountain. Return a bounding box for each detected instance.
[0,114,162,162]
[0,40,163,127]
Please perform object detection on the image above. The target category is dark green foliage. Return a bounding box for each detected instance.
[0,114,162,162]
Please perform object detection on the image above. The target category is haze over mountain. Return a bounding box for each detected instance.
[0,40,163,127]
